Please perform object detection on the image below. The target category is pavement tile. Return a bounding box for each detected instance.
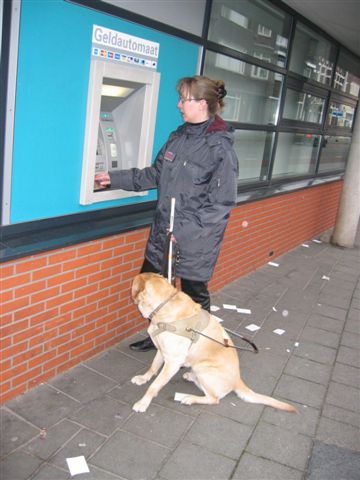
[233,452,303,480]
[306,441,360,480]
[341,331,360,349]
[322,404,360,428]
[307,314,344,333]
[262,403,320,436]
[48,365,117,403]
[345,316,360,333]
[200,392,264,425]
[331,363,360,388]
[0,407,39,457]
[316,416,360,451]
[5,384,79,429]
[68,465,124,479]
[0,451,43,480]
[21,419,80,461]
[122,403,194,448]
[246,422,312,471]
[85,348,146,384]
[30,463,69,480]
[274,374,327,408]
[325,381,360,412]
[48,428,106,469]
[159,441,236,480]
[317,294,352,310]
[284,355,332,385]
[293,341,337,365]
[183,412,253,459]
[90,430,170,480]
[69,394,133,435]
[314,304,347,321]
[299,325,340,348]
[336,345,360,368]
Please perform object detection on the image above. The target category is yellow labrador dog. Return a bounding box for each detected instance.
[131,273,297,414]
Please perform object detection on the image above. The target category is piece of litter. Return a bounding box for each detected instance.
[212,315,223,323]
[174,392,188,402]
[210,305,220,312]
[273,328,286,335]
[302,244,310,248]
[78,443,87,447]
[237,308,252,315]
[294,342,299,347]
[245,324,260,332]
[230,402,236,407]
[286,349,291,353]
[39,429,47,440]
[265,347,271,350]
[223,304,237,310]
[268,261,279,267]
[312,239,322,243]
[272,307,277,312]
[66,456,90,476]
[11,437,18,442]
[322,275,330,280]
[282,310,289,317]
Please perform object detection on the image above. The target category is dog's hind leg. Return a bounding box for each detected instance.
[131,350,164,386]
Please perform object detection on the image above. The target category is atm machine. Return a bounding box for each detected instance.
[80,58,160,205]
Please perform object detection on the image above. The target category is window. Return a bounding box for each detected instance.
[283,89,325,124]
[233,130,274,183]
[334,50,360,98]
[318,136,351,172]
[272,133,320,178]
[327,101,355,129]
[204,51,284,125]
[208,0,291,67]
[289,22,336,85]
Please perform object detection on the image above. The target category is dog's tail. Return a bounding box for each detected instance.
[235,378,297,413]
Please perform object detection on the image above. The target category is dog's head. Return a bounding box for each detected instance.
[131,273,175,318]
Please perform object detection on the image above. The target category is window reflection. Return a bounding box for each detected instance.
[289,22,335,85]
[204,51,283,125]
[283,89,325,124]
[318,136,351,172]
[327,102,355,129]
[272,133,320,178]
[334,50,360,98]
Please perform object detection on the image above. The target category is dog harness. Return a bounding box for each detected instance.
[152,308,210,343]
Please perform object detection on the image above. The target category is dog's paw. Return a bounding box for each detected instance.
[182,372,195,382]
[132,399,149,413]
[180,395,194,405]
[131,374,148,385]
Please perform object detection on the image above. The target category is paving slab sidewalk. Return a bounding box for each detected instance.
[1,230,359,480]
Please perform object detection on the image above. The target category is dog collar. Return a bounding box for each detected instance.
[147,290,178,321]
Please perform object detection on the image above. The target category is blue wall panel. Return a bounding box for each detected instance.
[11,0,199,223]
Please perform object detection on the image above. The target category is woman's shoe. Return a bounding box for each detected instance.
[129,336,155,352]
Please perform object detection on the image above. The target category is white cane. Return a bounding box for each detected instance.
[167,197,176,284]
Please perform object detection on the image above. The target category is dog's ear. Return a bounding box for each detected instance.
[131,274,146,303]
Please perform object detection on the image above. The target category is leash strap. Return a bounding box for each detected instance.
[186,327,258,353]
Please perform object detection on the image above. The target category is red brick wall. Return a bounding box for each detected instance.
[0,181,342,403]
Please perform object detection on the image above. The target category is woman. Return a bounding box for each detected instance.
[95,75,239,351]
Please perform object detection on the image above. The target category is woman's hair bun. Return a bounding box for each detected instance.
[217,85,227,99]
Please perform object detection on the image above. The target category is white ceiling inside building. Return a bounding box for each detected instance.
[282,0,360,57]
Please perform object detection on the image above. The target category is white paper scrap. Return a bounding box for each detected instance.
[273,328,286,335]
[66,456,90,476]
[286,349,291,353]
[272,307,277,312]
[312,239,322,243]
[210,305,220,312]
[174,392,188,402]
[322,275,330,280]
[302,244,310,248]
[268,261,279,267]
[223,304,237,310]
[245,324,260,332]
[237,308,252,314]
[294,342,299,347]
[212,315,223,323]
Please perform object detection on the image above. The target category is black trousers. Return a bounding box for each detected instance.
[140,258,211,312]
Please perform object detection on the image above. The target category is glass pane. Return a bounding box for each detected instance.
[208,0,290,67]
[289,22,335,85]
[283,89,325,123]
[334,50,360,97]
[318,136,350,172]
[204,51,284,125]
[272,132,320,178]
[327,101,355,129]
[233,130,274,183]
